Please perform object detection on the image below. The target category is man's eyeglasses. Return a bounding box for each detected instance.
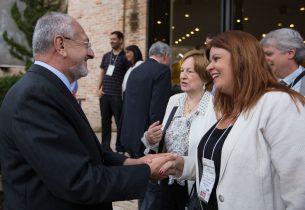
[63,36,91,49]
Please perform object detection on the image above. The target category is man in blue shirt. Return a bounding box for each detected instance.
[261,28,305,95]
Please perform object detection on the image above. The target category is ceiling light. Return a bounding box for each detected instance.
[179,39,182,42]
[186,34,190,37]
[236,19,241,23]
[300,7,305,11]
[195,28,199,31]
[157,21,162,24]
[172,26,175,29]
[182,37,185,39]
[244,17,249,21]
[290,24,295,28]
[262,34,266,37]
[175,41,179,44]
[190,31,194,34]
[185,14,190,18]
[277,22,282,27]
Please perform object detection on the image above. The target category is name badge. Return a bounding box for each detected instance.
[106,65,115,76]
[198,158,216,203]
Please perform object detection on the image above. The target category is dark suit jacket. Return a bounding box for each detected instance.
[0,64,150,210]
[119,58,171,155]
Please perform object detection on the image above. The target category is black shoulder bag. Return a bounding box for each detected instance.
[186,183,201,210]
[157,106,178,153]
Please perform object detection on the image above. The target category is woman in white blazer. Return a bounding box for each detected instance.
[162,31,305,210]
[142,50,217,210]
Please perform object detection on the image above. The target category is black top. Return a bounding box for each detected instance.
[197,123,232,210]
[100,50,129,96]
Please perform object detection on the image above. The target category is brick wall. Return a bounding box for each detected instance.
[68,0,148,131]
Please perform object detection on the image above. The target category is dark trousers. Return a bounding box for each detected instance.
[160,178,189,210]
[99,95,123,151]
[138,181,162,210]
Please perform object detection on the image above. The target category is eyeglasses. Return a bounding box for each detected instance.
[63,36,92,49]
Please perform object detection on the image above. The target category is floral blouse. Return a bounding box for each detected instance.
[142,91,211,185]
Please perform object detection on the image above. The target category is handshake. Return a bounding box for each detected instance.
[137,153,185,180]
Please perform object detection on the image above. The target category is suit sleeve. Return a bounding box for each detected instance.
[12,86,150,204]
[263,93,305,210]
[149,66,171,124]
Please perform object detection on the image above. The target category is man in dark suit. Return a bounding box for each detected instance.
[118,41,172,210]
[0,12,172,210]
[260,28,305,95]
[119,41,171,158]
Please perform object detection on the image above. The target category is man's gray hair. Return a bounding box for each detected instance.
[32,12,74,56]
[149,41,171,57]
[260,28,305,65]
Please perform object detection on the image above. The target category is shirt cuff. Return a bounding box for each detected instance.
[141,131,159,155]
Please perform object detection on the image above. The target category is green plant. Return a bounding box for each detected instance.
[0,75,23,106]
[2,0,66,70]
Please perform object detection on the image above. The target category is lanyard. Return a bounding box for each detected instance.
[288,71,305,88]
[109,51,119,66]
[203,119,233,160]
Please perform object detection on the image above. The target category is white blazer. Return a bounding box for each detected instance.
[181,91,305,210]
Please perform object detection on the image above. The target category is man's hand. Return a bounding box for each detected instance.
[146,121,163,144]
[145,153,176,180]
[123,153,178,180]
[96,87,104,97]
[158,154,184,178]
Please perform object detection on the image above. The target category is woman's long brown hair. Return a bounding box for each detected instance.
[206,30,305,119]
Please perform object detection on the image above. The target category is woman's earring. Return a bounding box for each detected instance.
[203,84,206,91]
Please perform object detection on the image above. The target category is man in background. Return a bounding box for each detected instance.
[119,41,172,210]
[96,31,128,152]
[261,28,305,95]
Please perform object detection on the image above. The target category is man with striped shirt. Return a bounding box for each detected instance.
[96,31,129,152]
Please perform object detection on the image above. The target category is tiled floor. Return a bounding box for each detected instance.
[96,132,138,210]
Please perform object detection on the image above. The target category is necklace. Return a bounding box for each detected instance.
[184,100,198,115]
[184,91,204,115]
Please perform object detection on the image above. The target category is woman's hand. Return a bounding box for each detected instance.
[159,154,185,177]
[124,153,176,180]
[146,121,163,144]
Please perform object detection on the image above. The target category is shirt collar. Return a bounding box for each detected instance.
[176,92,211,117]
[282,66,303,86]
[34,60,73,93]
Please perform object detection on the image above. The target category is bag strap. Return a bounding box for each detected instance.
[189,182,196,196]
[289,71,305,88]
[157,106,178,153]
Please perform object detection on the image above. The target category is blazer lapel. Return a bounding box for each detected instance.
[28,65,88,122]
[28,65,103,162]
[218,114,251,183]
